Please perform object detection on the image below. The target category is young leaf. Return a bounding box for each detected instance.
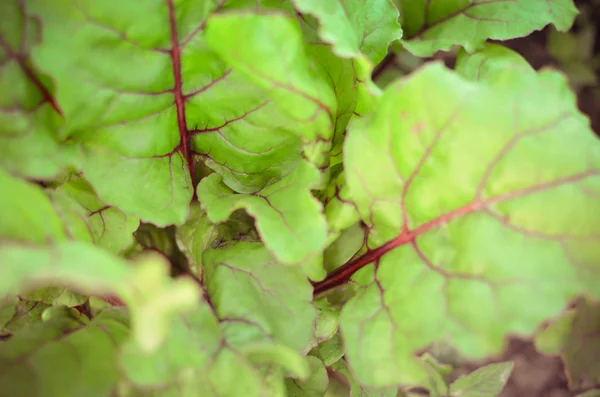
[175,203,257,276]
[52,177,139,253]
[291,0,403,64]
[331,359,399,397]
[562,299,600,389]
[203,242,316,352]
[1,300,50,335]
[20,287,86,308]
[0,169,66,243]
[449,361,514,397]
[285,355,329,397]
[397,0,578,56]
[198,161,328,268]
[534,309,576,355]
[340,62,600,386]
[0,308,130,397]
[454,43,536,85]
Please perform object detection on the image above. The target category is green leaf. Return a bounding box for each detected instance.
[341,62,600,386]
[310,333,344,366]
[449,361,514,397]
[421,353,453,397]
[0,0,74,179]
[576,391,600,397]
[562,299,600,389]
[21,287,86,308]
[27,0,242,226]
[534,309,575,355]
[331,359,399,397]
[455,44,536,85]
[203,242,316,352]
[321,167,361,236]
[397,0,578,56]
[285,356,329,397]
[0,296,19,333]
[120,303,283,397]
[291,0,402,64]
[1,300,50,335]
[52,177,139,253]
[0,308,130,397]
[175,203,257,276]
[119,303,221,388]
[205,12,336,167]
[198,162,328,268]
[0,169,66,243]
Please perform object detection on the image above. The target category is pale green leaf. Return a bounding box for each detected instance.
[291,0,402,64]
[449,362,514,397]
[397,0,578,56]
[341,62,600,386]
[285,356,329,397]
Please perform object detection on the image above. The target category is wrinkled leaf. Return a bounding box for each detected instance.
[198,162,328,268]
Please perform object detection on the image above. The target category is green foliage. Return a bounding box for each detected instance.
[1,0,599,395]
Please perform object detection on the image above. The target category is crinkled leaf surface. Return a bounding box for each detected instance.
[562,299,600,389]
[51,177,140,253]
[203,242,316,352]
[449,362,513,397]
[0,0,74,179]
[291,0,402,64]
[205,12,337,167]
[0,300,50,335]
[341,62,600,386]
[396,0,578,56]
[0,308,130,397]
[198,162,328,267]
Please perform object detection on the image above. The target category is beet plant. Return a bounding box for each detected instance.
[1,0,599,396]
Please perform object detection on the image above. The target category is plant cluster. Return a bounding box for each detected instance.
[1,0,599,396]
